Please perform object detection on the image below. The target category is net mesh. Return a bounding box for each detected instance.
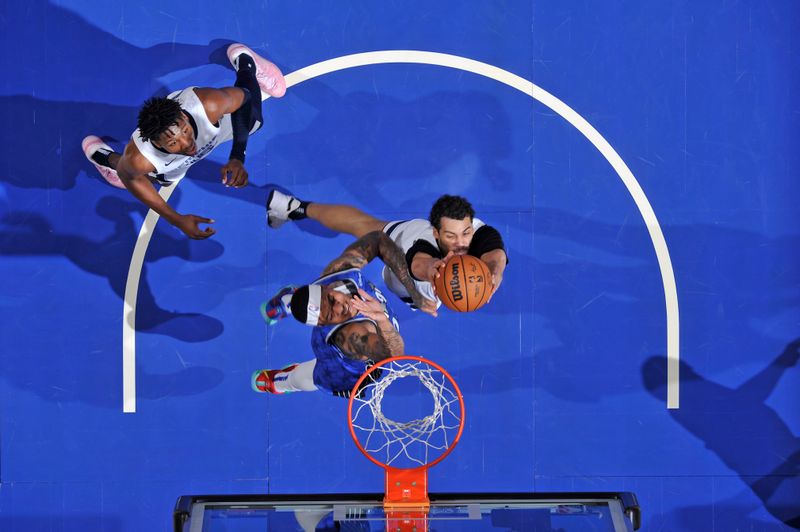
[350,358,463,468]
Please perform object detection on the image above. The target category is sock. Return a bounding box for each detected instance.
[90,148,114,168]
[234,53,254,72]
[274,360,318,393]
[288,199,311,220]
[233,53,264,128]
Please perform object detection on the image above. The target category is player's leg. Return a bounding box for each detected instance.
[227,45,265,133]
[267,189,387,237]
[306,201,387,237]
[251,360,318,394]
[82,135,126,189]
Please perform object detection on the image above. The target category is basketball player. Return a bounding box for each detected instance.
[252,230,437,398]
[81,43,286,240]
[266,191,508,309]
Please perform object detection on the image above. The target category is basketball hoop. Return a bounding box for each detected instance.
[347,355,465,530]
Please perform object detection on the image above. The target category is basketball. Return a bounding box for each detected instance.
[434,254,492,312]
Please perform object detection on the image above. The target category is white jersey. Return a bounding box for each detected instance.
[132,87,234,184]
[381,217,486,308]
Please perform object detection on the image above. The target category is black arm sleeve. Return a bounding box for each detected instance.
[468,225,509,263]
[228,87,253,163]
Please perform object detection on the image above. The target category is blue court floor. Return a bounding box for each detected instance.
[1,1,799,530]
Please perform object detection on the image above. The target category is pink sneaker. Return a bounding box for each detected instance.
[82,135,125,189]
[227,43,286,99]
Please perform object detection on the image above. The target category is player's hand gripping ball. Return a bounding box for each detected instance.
[434,254,492,312]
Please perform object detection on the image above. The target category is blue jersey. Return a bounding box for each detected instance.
[309,268,400,394]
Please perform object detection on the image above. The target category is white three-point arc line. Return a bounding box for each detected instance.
[122,50,680,413]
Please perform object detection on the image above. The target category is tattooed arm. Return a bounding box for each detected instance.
[321,231,438,315]
[333,288,404,361]
[333,319,403,362]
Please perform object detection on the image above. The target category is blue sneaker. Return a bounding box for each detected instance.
[261,285,298,325]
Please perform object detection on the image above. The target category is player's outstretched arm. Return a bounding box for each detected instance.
[481,248,507,302]
[196,87,252,188]
[411,251,454,285]
[116,148,216,240]
[375,237,438,315]
[321,231,438,315]
[468,224,508,302]
[319,230,383,275]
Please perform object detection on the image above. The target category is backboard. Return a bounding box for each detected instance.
[173,491,641,531]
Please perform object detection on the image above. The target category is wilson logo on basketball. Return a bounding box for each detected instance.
[435,254,492,312]
[449,262,463,301]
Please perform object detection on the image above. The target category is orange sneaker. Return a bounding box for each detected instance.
[251,364,299,394]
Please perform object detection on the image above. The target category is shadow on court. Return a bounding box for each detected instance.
[451,207,800,406]
[0,196,225,342]
[263,78,514,207]
[642,340,800,529]
[0,0,235,191]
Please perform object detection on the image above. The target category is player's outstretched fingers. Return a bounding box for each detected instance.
[176,214,216,240]
[230,167,248,188]
[419,297,438,318]
[352,289,386,321]
[486,274,502,303]
[351,298,367,313]
[191,216,216,240]
[356,288,373,302]
[486,274,503,303]
[486,280,496,302]
[197,226,217,239]
[434,251,455,280]
[353,290,378,312]
[220,160,249,188]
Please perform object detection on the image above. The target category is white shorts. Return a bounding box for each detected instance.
[381,219,440,309]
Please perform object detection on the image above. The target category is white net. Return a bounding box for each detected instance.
[350,358,463,468]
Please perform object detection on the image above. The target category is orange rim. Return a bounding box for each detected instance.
[347,355,466,471]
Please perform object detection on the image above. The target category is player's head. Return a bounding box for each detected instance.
[290,280,359,326]
[429,195,476,256]
[137,97,198,156]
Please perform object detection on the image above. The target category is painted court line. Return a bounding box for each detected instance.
[123,186,177,412]
[123,50,680,412]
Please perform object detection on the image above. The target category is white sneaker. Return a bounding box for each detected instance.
[82,135,125,189]
[227,43,286,99]
[266,189,303,228]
